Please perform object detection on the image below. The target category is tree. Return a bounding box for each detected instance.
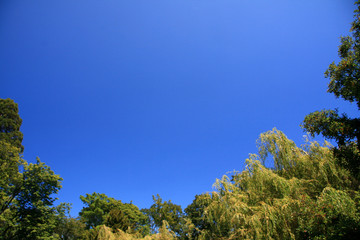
[54,203,87,240]
[184,194,213,239]
[0,99,24,153]
[302,1,360,180]
[0,98,65,239]
[14,158,63,239]
[200,129,359,239]
[56,217,87,240]
[105,208,130,232]
[105,203,149,235]
[0,141,22,215]
[0,99,23,219]
[79,192,149,235]
[0,156,63,240]
[143,194,184,237]
[79,193,115,229]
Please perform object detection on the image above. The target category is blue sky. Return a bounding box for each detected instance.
[1,0,357,216]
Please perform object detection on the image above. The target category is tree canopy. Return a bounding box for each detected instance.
[142,194,184,236]
[0,99,23,153]
[0,99,65,239]
[201,129,359,239]
[79,192,149,236]
[302,1,360,180]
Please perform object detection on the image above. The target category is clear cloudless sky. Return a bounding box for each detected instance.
[0,0,358,216]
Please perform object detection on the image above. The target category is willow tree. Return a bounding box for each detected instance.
[86,221,176,240]
[200,129,359,240]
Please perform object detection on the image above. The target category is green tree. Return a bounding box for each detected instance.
[143,194,184,237]
[0,99,23,221]
[80,193,115,229]
[1,157,63,240]
[0,141,22,214]
[0,99,24,238]
[105,203,150,235]
[79,192,149,235]
[13,158,63,240]
[0,99,24,153]
[0,98,65,239]
[105,208,130,232]
[54,203,87,240]
[302,1,360,180]
[56,217,87,240]
[200,129,359,240]
[184,194,213,239]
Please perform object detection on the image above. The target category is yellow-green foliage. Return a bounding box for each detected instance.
[87,129,359,240]
[85,221,176,240]
[200,129,359,240]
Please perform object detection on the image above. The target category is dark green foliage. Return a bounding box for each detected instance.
[0,157,64,240]
[14,158,63,240]
[143,194,184,237]
[119,203,150,235]
[0,98,66,240]
[80,193,115,229]
[0,140,22,216]
[54,204,87,240]
[18,158,62,211]
[303,110,359,145]
[302,1,360,180]
[184,194,212,239]
[0,99,24,222]
[57,217,87,240]
[0,99,24,153]
[105,208,130,232]
[79,192,149,236]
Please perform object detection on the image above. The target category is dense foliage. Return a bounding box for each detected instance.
[0,99,64,239]
[202,129,359,239]
[0,99,24,153]
[143,194,184,236]
[1,1,360,239]
[79,192,149,235]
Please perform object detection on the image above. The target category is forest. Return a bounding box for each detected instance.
[1,2,360,240]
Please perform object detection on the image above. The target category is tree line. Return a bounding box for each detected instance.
[1,1,360,239]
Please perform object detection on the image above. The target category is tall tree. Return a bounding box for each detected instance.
[0,99,24,153]
[0,99,23,218]
[0,99,25,238]
[302,1,360,180]
[0,98,65,239]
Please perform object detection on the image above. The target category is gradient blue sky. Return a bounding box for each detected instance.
[1,0,357,216]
